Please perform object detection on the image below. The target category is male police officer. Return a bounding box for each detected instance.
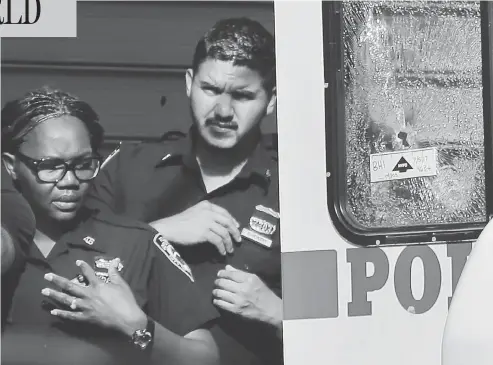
[86,18,282,365]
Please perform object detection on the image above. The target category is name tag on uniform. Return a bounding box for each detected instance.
[241,205,280,248]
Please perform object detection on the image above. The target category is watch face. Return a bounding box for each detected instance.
[133,330,152,350]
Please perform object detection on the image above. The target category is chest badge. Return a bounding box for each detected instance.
[93,256,124,283]
[83,236,95,245]
[241,205,280,248]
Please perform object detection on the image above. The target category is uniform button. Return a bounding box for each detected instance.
[265,169,271,178]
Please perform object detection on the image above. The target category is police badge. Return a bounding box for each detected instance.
[94,257,124,272]
[93,256,124,283]
[241,205,280,248]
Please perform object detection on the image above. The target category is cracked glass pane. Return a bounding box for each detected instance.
[343,1,486,229]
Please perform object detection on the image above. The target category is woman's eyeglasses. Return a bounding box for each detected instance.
[16,152,102,183]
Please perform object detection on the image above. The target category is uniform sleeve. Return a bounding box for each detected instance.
[84,146,122,214]
[1,167,35,262]
[146,232,220,336]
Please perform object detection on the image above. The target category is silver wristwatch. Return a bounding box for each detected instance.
[131,317,154,351]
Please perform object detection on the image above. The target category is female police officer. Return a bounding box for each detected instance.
[1,87,220,365]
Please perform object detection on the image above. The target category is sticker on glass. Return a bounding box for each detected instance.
[370,147,438,183]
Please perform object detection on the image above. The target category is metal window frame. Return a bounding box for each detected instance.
[323,1,493,247]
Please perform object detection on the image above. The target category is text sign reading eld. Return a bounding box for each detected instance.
[370,147,438,183]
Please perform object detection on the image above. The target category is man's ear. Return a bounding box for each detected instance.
[185,68,194,98]
[2,152,17,180]
[266,87,277,116]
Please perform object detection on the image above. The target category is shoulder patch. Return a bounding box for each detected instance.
[152,233,195,282]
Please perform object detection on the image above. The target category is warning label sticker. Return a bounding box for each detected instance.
[370,147,438,183]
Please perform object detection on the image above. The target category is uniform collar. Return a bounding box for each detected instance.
[27,208,106,263]
[63,209,107,254]
[154,126,275,187]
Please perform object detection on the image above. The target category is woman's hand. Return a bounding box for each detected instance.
[41,258,147,338]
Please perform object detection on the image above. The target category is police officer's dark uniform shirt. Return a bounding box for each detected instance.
[85,129,283,365]
[1,209,219,365]
[1,165,36,327]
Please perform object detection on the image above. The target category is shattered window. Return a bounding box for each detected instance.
[342,1,486,230]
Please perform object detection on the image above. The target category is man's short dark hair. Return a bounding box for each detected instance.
[192,17,276,92]
[1,86,104,153]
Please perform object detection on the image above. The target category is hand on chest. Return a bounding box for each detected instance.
[68,255,125,286]
[136,165,281,277]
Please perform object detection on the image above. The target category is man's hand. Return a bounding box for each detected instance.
[212,265,282,331]
[41,259,147,338]
[150,201,242,256]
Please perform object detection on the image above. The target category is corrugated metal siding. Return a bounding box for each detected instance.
[1,1,277,151]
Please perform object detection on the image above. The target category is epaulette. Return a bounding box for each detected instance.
[158,130,187,142]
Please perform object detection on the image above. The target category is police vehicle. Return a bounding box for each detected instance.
[276,1,491,365]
